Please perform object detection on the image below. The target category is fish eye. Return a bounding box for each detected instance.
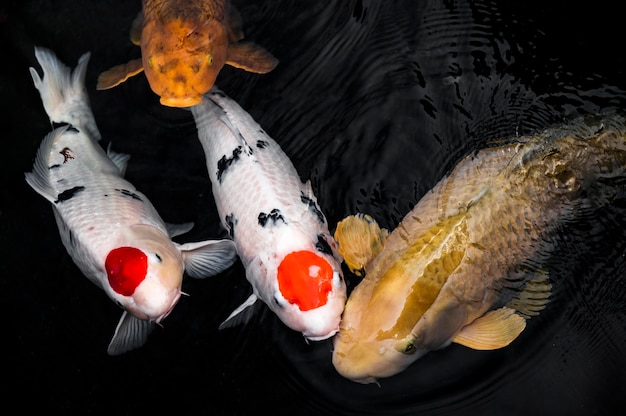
[147,252,163,264]
[396,341,416,355]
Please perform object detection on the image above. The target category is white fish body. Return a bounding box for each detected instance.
[26,47,238,355]
[190,88,347,340]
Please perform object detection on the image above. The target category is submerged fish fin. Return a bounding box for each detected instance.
[25,127,72,203]
[226,42,279,74]
[179,239,238,278]
[218,293,259,330]
[506,268,552,319]
[227,4,244,42]
[334,213,389,276]
[106,143,131,176]
[452,307,526,350]
[30,47,101,141]
[107,311,155,356]
[165,222,195,238]
[130,11,143,45]
[96,59,144,90]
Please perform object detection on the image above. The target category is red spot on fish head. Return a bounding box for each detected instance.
[105,247,148,296]
[277,251,334,311]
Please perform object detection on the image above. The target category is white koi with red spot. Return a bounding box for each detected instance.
[190,88,347,341]
[25,47,238,355]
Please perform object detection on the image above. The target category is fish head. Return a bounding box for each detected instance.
[141,17,229,107]
[251,246,347,340]
[104,226,185,323]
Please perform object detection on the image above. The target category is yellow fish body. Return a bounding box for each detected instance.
[97,0,278,107]
[332,114,626,384]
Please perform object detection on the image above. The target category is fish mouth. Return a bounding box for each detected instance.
[155,291,182,324]
[159,96,202,108]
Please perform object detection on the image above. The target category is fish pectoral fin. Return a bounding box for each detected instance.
[96,59,144,90]
[165,222,195,238]
[130,11,144,45]
[506,268,552,318]
[106,143,131,176]
[218,294,259,330]
[334,213,387,275]
[107,311,155,356]
[452,307,526,350]
[227,5,245,42]
[226,42,279,74]
[179,239,239,278]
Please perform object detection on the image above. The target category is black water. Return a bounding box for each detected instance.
[4,0,626,414]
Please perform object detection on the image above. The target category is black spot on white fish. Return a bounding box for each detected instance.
[207,96,224,111]
[217,146,242,183]
[300,192,325,224]
[115,188,143,201]
[49,164,61,170]
[316,234,333,256]
[60,147,75,163]
[258,209,286,227]
[225,213,237,238]
[256,140,269,149]
[55,186,85,203]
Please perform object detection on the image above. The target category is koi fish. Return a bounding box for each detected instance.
[190,88,347,340]
[96,0,278,108]
[26,47,238,355]
[332,114,626,383]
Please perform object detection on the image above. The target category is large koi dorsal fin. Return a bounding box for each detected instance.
[453,307,527,350]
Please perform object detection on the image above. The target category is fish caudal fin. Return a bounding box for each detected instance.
[30,47,101,141]
[107,311,155,356]
[226,42,279,74]
[452,307,526,350]
[96,59,144,90]
[334,213,389,276]
[179,239,239,279]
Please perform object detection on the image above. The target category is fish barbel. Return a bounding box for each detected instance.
[332,114,626,383]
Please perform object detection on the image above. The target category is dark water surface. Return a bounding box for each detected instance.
[4,0,626,414]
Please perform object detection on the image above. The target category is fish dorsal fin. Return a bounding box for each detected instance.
[107,311,155,356]
[226,42,279,74]
[452,307,526,350]
[218,293,259,330]
[506,268,552,318]
[130,11,144,45]
[106,143,131,176]
[179,239,238,278]
[96,59,144,90]
[165,222,195,238]
[334,214,388,276]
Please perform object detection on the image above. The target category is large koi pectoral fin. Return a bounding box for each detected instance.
[452,307,526,350]
[226,42,279,74]
[334,213,388,276]
[96,59,144,90]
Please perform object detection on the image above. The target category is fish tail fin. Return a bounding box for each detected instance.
[29,46,101,141]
